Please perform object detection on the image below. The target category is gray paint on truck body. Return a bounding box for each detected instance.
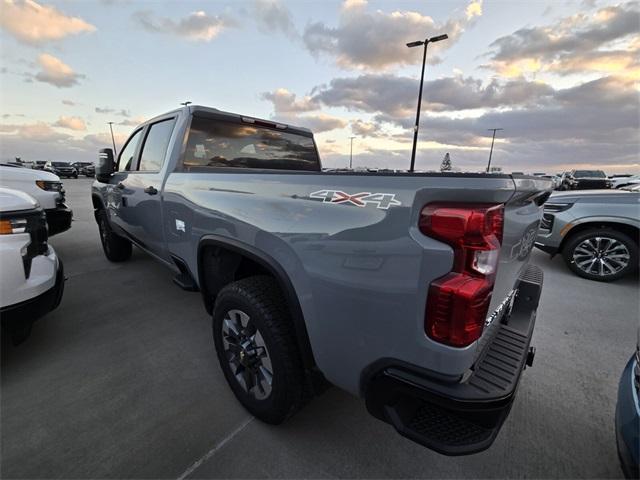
[92,105,551,396]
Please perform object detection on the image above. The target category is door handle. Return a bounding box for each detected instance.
[144,186,158,195]
[116,182,125,189]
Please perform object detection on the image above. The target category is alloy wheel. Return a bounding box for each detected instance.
[572,236,630,277]
[221,309,273,400]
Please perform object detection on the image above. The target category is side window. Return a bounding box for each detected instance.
[138,118,176,172]
[117,129,143,172]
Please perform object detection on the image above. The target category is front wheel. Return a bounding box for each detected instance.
[563,228,638,281]
[96,210,132,262]
[212,276,306,424]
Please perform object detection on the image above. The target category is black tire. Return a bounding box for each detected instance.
[212,276,306,424]
[563,228,638,282]
[96,210,132,262]
[73,173,78,179]
[2,320,33,346]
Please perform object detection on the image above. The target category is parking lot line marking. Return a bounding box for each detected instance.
[176,416,254,480]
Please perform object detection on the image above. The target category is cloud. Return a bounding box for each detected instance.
[53,116,86,131]
[260,88,319,113]
[350,119,383,137]
[61,99,76,106]
[368,75,639,171]
[302,0,482,70]
[118,116,146,127]
[271,69,636,172]
[33,53,84,88]
[312,74,554,117]
[0,123,129,163]
[133,9,236,41]
[0,122,71,143]
[484,1,640,78]
[273,113,347,133]
[253,0,297,38]
[95,107,130,117]
[0,0,95,45]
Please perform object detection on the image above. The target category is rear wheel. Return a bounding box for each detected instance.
[212,276,306,424]
[563,228,638,281]
[96,210,132,262]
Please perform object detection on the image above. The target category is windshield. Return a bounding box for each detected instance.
[52,162,70,167]
[574,170,605,177]
[183,116,320,171]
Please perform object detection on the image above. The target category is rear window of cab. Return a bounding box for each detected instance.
[182,117,320,172]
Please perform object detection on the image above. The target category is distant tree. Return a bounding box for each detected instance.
[440,152,452,172]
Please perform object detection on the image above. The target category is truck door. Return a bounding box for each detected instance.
[117,117,176,259]
[106,128,143,237]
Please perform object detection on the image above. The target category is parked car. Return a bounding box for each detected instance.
[71,161,95,177]
[0,165,72,236]
[615,331,639,479]
[566,169,612,190]
[613,174,640,189]
[91,104,551,455]
[0,188,65,344]
[535,190,639,281]
[45,161,78,179]
[32,161,46,170]
[557,171,573,190]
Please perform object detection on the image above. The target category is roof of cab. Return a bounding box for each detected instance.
[142,105,313,136]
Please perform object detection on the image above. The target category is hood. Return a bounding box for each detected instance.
[549,189,634,203]
[0,187,39,212]
[0,165,60,182]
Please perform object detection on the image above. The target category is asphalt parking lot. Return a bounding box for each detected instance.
[2,177,638,478]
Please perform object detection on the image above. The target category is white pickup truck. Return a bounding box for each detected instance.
[0,188,65,344]
[0,164,72,235]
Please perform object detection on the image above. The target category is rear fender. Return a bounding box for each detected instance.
[197,235,317,371]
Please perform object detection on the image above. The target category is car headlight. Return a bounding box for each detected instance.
[0,218,28,234]
[543,202,574,213]
[36,180,63,191]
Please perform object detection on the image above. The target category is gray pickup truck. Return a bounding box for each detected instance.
[92,105,551,455]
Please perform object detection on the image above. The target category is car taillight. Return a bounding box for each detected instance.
[419,203,504,347]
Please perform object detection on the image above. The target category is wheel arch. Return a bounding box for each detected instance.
[197,235,317,371]
[91,193,105,218]
[559,219,639,253]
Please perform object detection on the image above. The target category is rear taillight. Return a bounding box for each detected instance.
[419,203,504,347]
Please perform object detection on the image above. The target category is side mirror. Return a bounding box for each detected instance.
[96,148,115,182]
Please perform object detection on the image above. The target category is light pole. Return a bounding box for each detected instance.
[349,136,355,169]
[486,128,503,172]
[180,101,192,107]
[107,122,117,156]
[406,33,448,172]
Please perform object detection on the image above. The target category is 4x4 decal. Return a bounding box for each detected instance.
[310,190,401,209]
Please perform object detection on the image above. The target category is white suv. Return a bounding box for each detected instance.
[0,164,72,235]
[0,188,64,344]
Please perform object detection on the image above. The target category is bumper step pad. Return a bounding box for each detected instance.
[365,264,543,455]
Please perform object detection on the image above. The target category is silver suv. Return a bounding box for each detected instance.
[535,189,639,281]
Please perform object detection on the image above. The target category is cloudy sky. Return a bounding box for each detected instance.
[0,0,638,173]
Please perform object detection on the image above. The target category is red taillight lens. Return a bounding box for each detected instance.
[419,203,504,347]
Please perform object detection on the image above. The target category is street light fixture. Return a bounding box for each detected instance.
[406,33,448,172]
[486,128,503,173]
[180,101,192,106]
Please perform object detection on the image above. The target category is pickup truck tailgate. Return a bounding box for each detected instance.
[485,176,551,331]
